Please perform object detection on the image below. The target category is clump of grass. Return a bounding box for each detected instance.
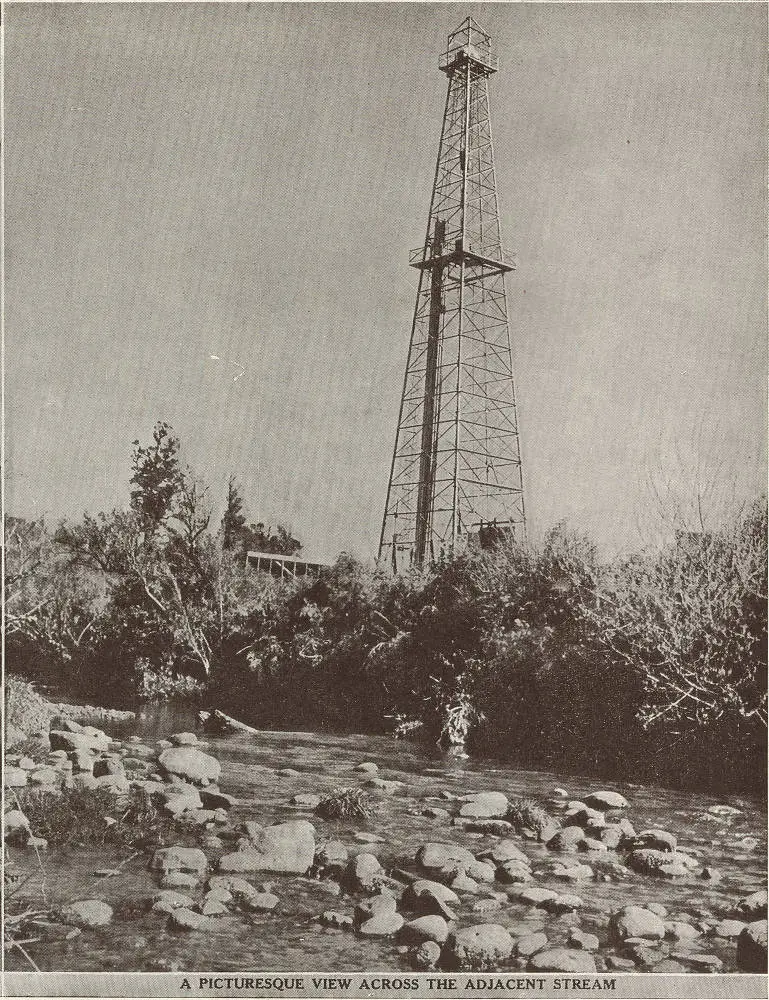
[14,786,199,851]
[506,797,558,835]
[314,787,376,820]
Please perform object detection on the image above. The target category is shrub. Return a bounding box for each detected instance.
[506,798,557,835]
[14,786,199,851]
[314,787,376,820]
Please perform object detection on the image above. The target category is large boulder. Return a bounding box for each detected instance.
[528,948,597,972]
[458,792,509,819]
[632,829,677,853]
[443,923,514,970]
[547,826,586,852]
[158,747,221,786]
[152,890,195,914]
[478,839,529,867]
[406,880,459,919]
[737,920,768,972]
[609,905,666,941]
[150,846,208,876]
[416,843,476,873]
[400,915,450,945]
[358,911,404,937]
[583,790,629,811]
[49,729,109,754]
[169,907,212,931]
[345,852,383,890]
[60,899,113,928]
[4,767,28,789]
[4,809,31,845]
[220,820,314,874]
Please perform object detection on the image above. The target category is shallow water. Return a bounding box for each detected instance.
[7,706,767,973]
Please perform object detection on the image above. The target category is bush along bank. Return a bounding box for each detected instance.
[7,419,767,795]
[4,726,767,974]
[213,501,767,795]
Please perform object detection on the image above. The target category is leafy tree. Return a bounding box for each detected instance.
[129,422,183,528]
[221,476,246,550]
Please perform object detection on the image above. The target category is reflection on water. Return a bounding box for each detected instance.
[7,706,767,973]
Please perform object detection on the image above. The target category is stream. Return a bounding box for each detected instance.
[6,703,766,973]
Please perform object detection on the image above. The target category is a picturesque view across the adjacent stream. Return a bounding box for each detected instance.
[4,702,767,975]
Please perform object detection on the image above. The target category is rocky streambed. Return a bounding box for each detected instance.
[4,713,768,974]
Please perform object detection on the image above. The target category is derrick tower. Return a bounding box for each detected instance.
[379,17,526,570]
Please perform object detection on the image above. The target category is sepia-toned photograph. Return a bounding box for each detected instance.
[3,3,766,997]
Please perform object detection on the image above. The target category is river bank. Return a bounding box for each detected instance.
[4,689,767,975]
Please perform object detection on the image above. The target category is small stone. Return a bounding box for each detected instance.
[4,809,30,844]
[451,874,480,894]
[290,793,322,809]
[358,911,404,937]
[60,899,113,928]
[355,762,379,774]
[3,766,28,788]
[528,948,597,972]
[707,804,741,816]
[30,768,59,785]
[158,747,220,786]
[547,826,586,852]
[713,919,746,938]
[161,871,200,890]
[674,953,724,971]
[569,930,599,950]
[400,915,450,945]
[346,852,383,890]
[609,905,666,941]
[665,921,700,940]
[496,861,533,884]
[444,924,514,970]
[150,846,208,876]
[607,956,636,970]
[199,789,237,810]
[355,832,385,844]
[423,807,451,819]
[413,940,441,970]
[633,829,677,853]
[198,897,228,916]
[169,732,199,746]
[516,932,549,957]
[583,790,629,811]
[152,890,196,914]
[241,891,279,912]
[169,907,212,931]
[458,791,509,819]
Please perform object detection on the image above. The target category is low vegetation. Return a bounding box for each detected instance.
[5,422,766,793]
[315,787,376,820]
[13,786,198,851]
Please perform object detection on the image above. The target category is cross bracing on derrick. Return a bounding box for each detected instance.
[380,17,527,569]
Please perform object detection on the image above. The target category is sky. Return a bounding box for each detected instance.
[5,2,766,561]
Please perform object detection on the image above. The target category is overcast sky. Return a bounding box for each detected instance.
[6,2,766,560]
